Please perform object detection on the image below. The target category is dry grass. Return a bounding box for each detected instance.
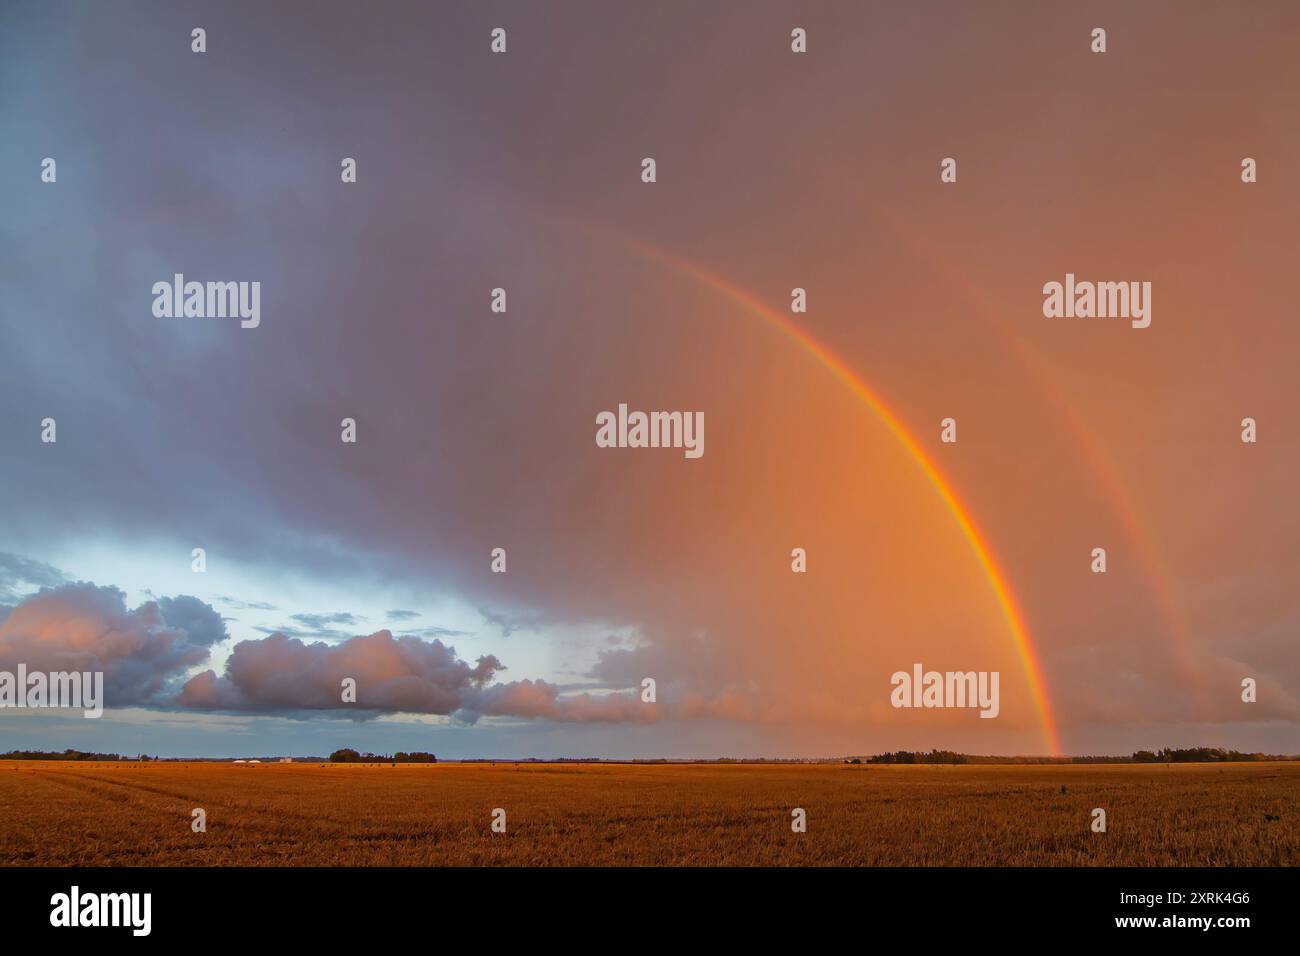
[1,759,1296,866]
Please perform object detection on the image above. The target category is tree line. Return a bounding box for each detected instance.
[328,748,438,763]
[1,749,133,761]
[1130,747,1282,763]
[858,748,1290,765]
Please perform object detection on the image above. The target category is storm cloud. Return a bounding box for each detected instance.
[2,1,1298,756]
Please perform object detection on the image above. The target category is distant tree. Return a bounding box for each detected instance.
[0,749,125,762]
[327,749,437,764]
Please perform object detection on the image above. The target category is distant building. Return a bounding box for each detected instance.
[233,759,246,764]
[280,757,292,763]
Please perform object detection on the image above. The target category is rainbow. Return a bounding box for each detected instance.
[876,207,1207,704]
[616,235,1063,755]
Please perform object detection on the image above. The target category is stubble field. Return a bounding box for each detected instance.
[1,759,1296,866]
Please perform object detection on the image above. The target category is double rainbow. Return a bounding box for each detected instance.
[620,235,1064,756]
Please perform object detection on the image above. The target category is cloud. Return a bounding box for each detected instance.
[179,630,501,716]
[290,611,359,630]
[0,552,68,604]
[251,611,366,640]
[154,595,229,648]
[463,679,649,724]
[0,583,228,707]
[0,567,751,727]
[421,626,469,638]
[462,678,762,725]
[215,595,278,612]
[477,607,545,639]
[385,611,474,640]
[177,628,759,724]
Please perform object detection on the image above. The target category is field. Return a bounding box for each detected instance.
[1,760,1296,866]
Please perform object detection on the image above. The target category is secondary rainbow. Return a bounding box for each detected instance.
[623,236,1063,756]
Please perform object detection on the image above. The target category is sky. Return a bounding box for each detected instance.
[1,1,1297,758]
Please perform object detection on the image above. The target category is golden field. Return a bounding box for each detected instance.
[1,759,1296,866]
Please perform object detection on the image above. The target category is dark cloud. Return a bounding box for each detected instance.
[155,594,229,647]
[0,583,227,707]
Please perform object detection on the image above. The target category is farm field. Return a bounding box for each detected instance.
[1,760,1296,866]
